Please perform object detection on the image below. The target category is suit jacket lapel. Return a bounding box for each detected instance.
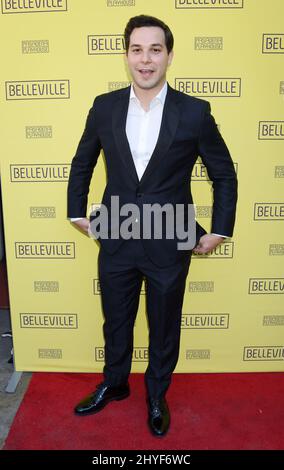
[139,85,180,185]
[112,84,180,186]
[112,86,139,185]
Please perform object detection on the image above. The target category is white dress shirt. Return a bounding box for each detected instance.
[70,82,227,238]
[125,81,167,180]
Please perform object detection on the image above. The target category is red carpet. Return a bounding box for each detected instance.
[0,260,9,309]
[3,372,284,450]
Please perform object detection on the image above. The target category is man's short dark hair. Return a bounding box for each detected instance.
[124,14,174,54]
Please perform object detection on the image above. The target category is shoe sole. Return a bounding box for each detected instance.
[74,390,130,416]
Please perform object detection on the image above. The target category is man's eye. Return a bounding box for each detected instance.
[153,49,161,53]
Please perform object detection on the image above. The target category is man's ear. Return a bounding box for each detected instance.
[168,50,174,67]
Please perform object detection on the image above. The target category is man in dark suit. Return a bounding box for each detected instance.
[67,14,237,437]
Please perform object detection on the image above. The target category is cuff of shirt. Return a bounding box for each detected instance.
[211,233,228,238]
[70,217,84,222]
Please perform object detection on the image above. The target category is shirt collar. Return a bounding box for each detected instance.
[130,81,168,109]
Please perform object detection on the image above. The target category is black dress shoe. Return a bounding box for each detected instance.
[74,382,130,416]
[147,397,170,437]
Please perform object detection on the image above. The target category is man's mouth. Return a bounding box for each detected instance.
[139,69,154,77]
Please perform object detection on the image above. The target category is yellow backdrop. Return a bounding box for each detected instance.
[1,0,283,373]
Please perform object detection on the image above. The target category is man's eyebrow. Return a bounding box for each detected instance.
[129,43,164,48]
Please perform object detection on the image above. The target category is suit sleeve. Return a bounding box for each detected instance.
[197,102,238,237]
[67,98,102,218]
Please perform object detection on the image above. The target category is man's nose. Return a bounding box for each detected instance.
[141,51,151,63]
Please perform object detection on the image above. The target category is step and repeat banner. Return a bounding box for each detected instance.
[0,0,283,373]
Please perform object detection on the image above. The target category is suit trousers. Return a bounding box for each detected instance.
[98,238,191,399]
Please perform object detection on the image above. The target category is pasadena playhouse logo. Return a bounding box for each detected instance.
[186,349,211,360]
[34,281,59,292]
[175,0,244,9]
[22,40,49,54]
[263,315,284,326]
[189,281,214,292]
[30,207,56,218]
[5,80,70,100]
[26,126,52,138]
[106,0,135,5]
[20,313,78,328]
[108,81,130,92]
[195,37,223,50]
[88,35,125,55]
[1,0,67,13]
[262,34,284,54]
[10,164,70,182]
[275,166,284,179]
[195,206,212,218]
[38,349,62,359]
[269,244,284,256]
[175,78,241,97]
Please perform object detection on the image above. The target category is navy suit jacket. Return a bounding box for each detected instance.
[67,83,237,267]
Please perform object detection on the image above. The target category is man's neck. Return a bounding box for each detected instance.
[132,80,166,111]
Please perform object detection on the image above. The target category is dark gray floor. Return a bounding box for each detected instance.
[0,308,32,449]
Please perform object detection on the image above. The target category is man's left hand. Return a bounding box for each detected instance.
[193,234,225,254]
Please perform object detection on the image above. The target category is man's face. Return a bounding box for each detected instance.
[126,26,173,92]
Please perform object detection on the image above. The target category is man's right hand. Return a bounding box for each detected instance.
[71,217,90,234]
